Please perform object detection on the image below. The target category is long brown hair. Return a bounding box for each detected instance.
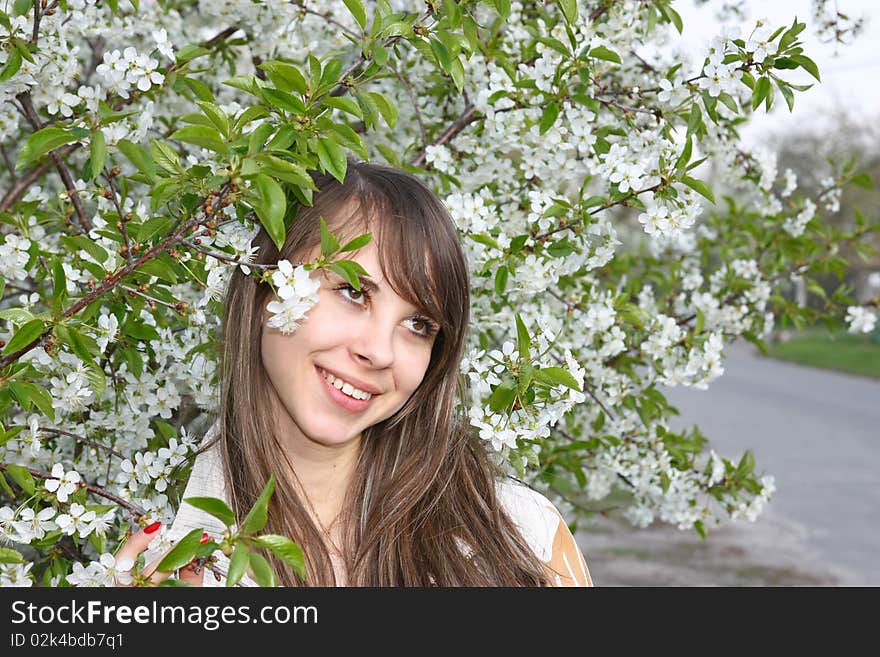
[216,160,550,585]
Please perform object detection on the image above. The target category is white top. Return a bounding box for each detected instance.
[150,432,593,587]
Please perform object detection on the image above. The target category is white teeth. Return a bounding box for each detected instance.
[321,369,372,401]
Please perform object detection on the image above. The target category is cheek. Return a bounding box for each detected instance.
[395,345,434,395]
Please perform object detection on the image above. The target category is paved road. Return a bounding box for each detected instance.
[577,339,880,586]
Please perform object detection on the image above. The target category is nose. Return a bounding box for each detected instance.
[349,312,396,369]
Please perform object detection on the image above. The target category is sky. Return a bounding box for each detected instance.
[670,0,879,147]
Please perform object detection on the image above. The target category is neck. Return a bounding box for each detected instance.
[280,431,362,528]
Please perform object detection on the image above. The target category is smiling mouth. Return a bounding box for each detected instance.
[316,366,374,405]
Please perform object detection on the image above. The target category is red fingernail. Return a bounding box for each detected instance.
[144,521,161,534]
[200,532,210,544]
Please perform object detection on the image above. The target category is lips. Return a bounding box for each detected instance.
[315,365,382,395]
[316,365,376,412]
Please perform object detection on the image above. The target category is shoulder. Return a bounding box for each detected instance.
[495,477,594,587]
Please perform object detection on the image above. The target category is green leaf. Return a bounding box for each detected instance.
[12,0,30,17]
[254,154,314,188]
[226,543,250,587]
[175,44,211,65]
[491,0,511,19]
[155,528,204,573]
[588,45,621,64]
[515,313,531,361]
[539,101,560,135]
[170,125,227,155]
[556,0,577,25]
[90,130,107,180]
[320,216,340,257]
[777,81,795,112]
[323,96,363,120]
[368,92,398,129]
[0,547,24,564]
[251,534,306,578]
[681,175,716,204]
[790,54,820,81]
[248,551,277,587]
[0,308,35,324]
[736,450,755,477]
[135,216,173,244]
[330,260,369,290]
[195,101,230,137]
[339,232,372,253]
[494,265,509,295]
[316,137,347,183]
[117,139,156,181]
[3,318,45,355]
[342,0,367,29]
[184,497,236,527]
[533,367,581,391]
[259,61,307,95]
[52,258,67,312]
[15,127,77,170]
[751,76,771,111]
[241,474,276,534]
[10,381,55,421]
[674,136,692,172]
[261,87,307,114]
[488,380,517,413]
[430,37,452,73]
[0,48,22,82]
[234,105,270,131]
[83,359,106,402]
[851,172,872,189]
[5,464,35,495]
[252,174,287,251]
[150,139,183,175]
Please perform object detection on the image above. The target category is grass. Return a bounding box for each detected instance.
[765,328,880,379]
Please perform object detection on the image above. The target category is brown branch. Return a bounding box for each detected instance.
[0,143,16,180]
[411,103,478,168]
[119,284,179,310]
[179,238,275,270]
[388,62,428,148]
[204,26,241,48]
[33,426,126,460]
[0,183,232,371]
[15,92,91,233]
[534,181,665,242]
[0,143,77,212]
[0,462,147,518]
[293,2,361,41]
[104,173,134,266]
[80,35,105,86]
[330,9,434,97]
[1,27,241,213]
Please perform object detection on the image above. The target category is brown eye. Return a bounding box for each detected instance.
[337,284,367,305]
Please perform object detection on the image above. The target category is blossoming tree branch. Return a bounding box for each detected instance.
[0,0,876,586]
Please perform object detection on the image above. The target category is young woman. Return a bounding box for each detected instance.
[122,160,593,587]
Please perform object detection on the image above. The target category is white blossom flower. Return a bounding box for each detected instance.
[152,28,175,60]
[44,464,81,503]
[845,306,876,334]
[99,552,135,586]
[10,507,57,543]
[0,562,34,587]
[55,503,97,539]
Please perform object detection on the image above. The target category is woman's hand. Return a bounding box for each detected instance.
[115,521,207,587]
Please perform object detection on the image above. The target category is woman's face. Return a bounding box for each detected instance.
[261,239,439,450]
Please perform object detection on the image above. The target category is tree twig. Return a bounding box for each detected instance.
[0,183,232,370]
[0,462,147,518]
[411,103,478,168]
[15,92,91,234]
